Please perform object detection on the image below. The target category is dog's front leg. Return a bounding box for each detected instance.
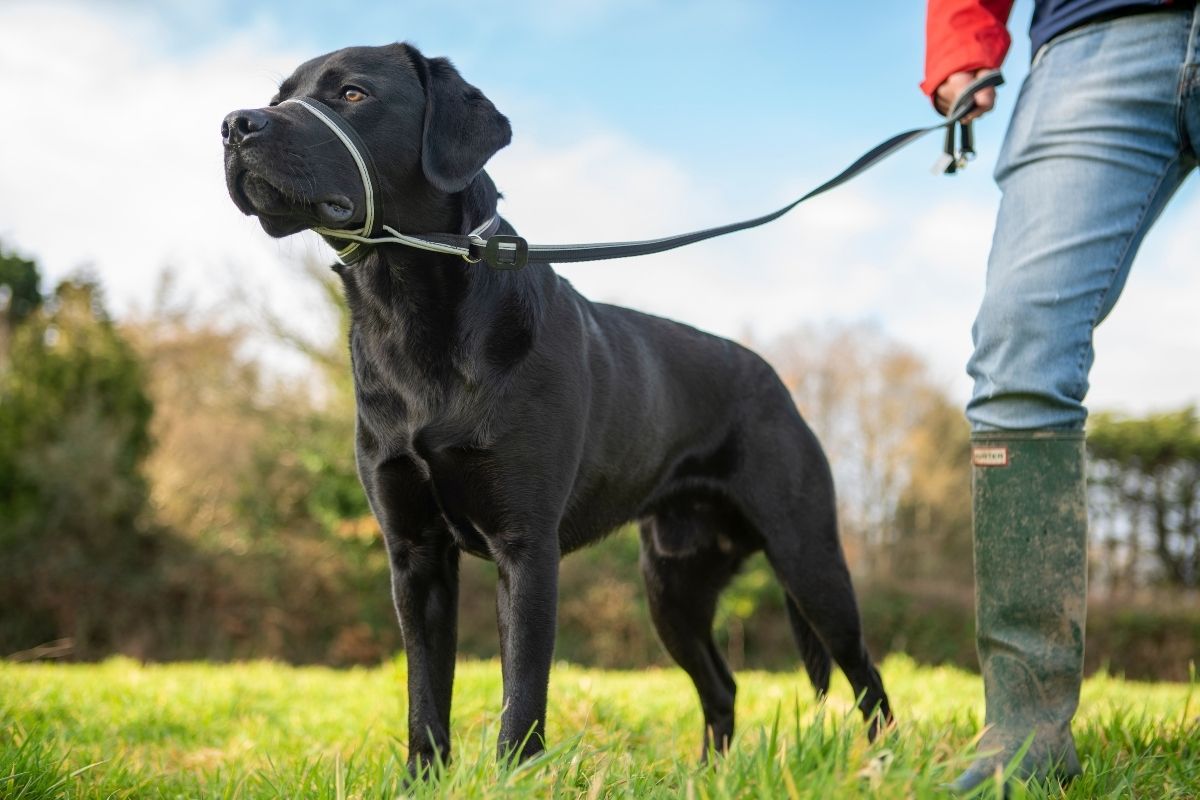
[390,526,460,774]
[368,457,461,776]
[493,534,559,762]
[388,526,460,774]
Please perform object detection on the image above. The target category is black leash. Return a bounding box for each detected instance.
[291,71,1004,271]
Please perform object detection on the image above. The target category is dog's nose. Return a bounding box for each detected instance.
[222,109,269,146]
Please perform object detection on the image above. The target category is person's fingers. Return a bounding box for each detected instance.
[934,72,974,115]
[934,69,997,120]
[961,87,996,123]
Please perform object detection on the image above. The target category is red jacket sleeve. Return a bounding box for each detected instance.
[921,0,1015,98]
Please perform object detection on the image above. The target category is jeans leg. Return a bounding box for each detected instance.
[967,11,1197,432]
[1183,7,1200,151]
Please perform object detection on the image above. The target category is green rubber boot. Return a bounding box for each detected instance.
[949,431,1087,793]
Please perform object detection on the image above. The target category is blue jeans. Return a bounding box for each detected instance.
[967,7,1200,432]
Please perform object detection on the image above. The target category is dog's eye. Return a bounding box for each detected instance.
[341,86,367,103]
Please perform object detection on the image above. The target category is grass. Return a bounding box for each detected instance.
[1,654,1196,799]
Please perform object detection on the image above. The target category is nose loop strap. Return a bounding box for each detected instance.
[282,97,382,264]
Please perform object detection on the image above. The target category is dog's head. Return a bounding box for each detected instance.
[222,43,511,238]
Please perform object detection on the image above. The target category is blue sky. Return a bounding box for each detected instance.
[1,0,1196,413]
[131,0,1034,195]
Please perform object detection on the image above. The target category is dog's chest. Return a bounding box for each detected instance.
[356,408,504,561]
[350,328,485,445]
[353,362,435,442]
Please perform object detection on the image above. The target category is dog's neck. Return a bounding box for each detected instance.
[337,172,551,385]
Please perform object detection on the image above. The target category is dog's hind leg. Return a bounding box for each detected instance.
[760,500,893,739]
[733,402,893,738]
[638,516,741,759]
[785,595,832,697]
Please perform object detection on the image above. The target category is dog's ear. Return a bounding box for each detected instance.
[405,45,512,194]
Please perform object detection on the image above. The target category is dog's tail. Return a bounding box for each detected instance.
[785,596,832,697]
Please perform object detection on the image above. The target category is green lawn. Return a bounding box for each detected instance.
[1,654,1195,798]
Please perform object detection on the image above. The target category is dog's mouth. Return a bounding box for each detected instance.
[315,197,355,226]
[230,167,357,234]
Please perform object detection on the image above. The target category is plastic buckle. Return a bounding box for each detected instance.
[482,235,529,271]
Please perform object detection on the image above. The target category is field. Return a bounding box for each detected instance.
[1,654,1196,799]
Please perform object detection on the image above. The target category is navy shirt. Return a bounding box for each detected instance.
[1031,1,1178,54]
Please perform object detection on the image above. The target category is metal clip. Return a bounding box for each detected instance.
[934,121,978,175]
[957,121,976,169]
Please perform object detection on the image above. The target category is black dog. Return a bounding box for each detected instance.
[222,43,891,770]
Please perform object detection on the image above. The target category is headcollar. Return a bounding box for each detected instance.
[282,96,498,266]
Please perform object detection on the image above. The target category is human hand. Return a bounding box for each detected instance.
[934,68,997,122]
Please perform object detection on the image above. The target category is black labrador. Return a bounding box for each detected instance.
[221,42,891,770]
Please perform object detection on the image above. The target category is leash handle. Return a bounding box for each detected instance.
[946,69,1003,122]
[935,70,1002,175]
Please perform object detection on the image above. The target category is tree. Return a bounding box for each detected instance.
[891,391,973,584]
[1087,408,1200,589]
[121,266,390,663]
[759,322,969,579]
[0,245,42,366]
[0,265,157,655]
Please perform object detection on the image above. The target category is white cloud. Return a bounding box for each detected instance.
[1,0,1196,417]
[0,1,320,320]
[1088,185,1200,415]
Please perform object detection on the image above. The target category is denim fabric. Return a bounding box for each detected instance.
[967,7,1200,431]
